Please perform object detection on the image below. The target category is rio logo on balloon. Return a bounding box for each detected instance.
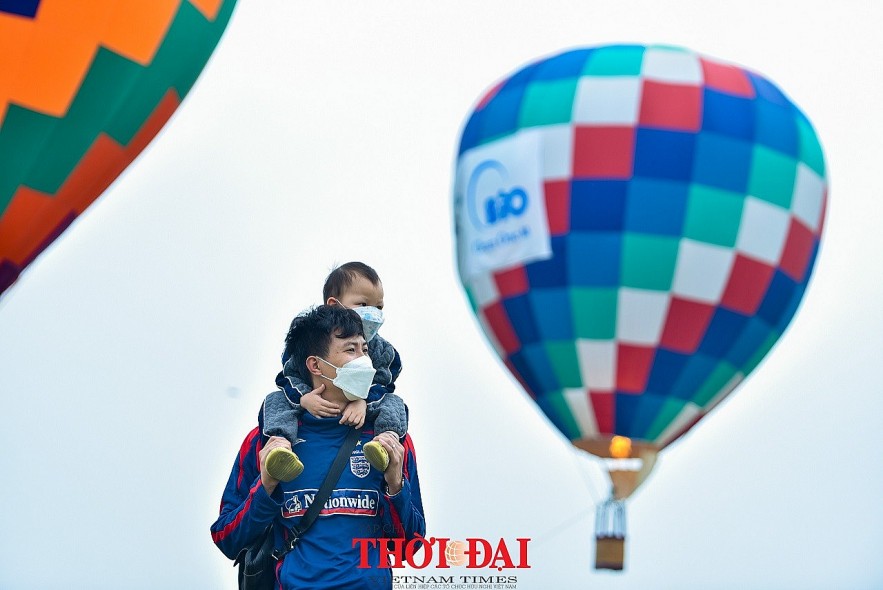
[466,160,530,228]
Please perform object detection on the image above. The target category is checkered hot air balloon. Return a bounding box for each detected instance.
[0,0,237,296]
[453,44,827,570]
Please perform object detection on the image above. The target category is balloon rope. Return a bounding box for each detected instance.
[530,506,594,548]
[569,447,603,505]
[530,450,604,548]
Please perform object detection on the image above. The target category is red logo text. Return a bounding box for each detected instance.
[353,536,531,571]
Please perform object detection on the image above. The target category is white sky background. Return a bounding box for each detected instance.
[1,1,882,588]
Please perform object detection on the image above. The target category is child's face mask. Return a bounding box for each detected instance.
[331,297,385,342]
[352,306,384,342]
[315,355,375,401]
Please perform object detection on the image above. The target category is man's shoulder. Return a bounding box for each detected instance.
[236,425,265,454]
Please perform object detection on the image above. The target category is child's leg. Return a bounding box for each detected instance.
[263,389,301,441]
[370,392,407,438]
[363,393,408,472]
[263,390,304,482]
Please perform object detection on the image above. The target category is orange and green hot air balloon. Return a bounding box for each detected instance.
[0,0,237,296]
[453,45,827,570]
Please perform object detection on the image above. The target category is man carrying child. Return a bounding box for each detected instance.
[211,265,425,590]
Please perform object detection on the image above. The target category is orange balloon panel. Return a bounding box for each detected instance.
[0,0,237,296]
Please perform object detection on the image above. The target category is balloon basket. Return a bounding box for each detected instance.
[594,497,626,571]
[595,535,625,571]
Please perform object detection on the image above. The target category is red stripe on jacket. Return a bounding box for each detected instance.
[212,480,262,543]
[237,428,262,489]
[385,433,417,538]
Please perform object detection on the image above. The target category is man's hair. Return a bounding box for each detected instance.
[323,261,381,302]
[284,305,364,384]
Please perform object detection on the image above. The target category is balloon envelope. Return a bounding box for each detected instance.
[454,45,827,457]
[0,0,237,296]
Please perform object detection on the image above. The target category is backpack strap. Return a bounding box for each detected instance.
[272,425,364,560]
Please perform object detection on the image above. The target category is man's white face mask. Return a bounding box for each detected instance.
[315,355,375,401]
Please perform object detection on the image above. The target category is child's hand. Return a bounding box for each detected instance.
[340,399,367,428]
[301,384,341,418]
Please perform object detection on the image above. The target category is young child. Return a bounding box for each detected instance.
[261,262,408,482]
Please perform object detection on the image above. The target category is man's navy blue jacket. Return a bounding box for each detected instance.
[211,412,426,589]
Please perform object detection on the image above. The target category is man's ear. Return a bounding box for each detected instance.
[326,297,338,306]
[305,356,323,376]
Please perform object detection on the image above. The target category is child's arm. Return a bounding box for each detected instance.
[339,398,367,428]
[367,335,401,389]
[300,383,343,418]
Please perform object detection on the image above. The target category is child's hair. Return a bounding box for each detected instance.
[323,261,381,301]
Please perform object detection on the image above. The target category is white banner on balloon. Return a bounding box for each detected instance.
[455,131,553,282]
